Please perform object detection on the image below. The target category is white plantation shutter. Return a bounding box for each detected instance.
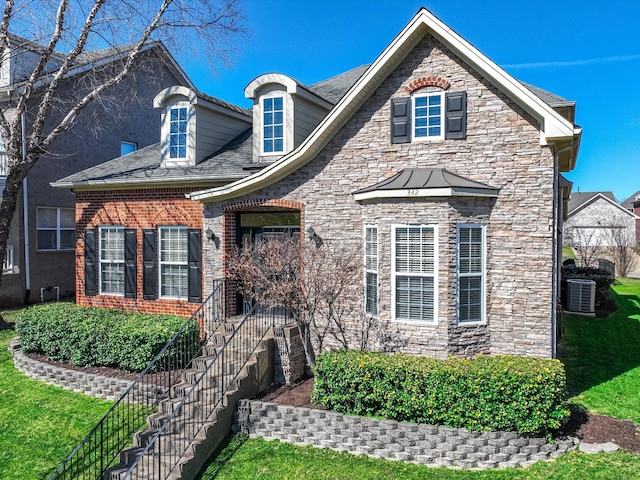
[457,225,485,323]
[394,226,436,322]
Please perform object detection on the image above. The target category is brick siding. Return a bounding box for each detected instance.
[75,187,203,317]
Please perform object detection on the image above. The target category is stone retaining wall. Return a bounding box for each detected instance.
[9,338,159,402]
[235,400,577,469]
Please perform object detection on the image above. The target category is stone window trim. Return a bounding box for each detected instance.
[391,224,439,324]
[456,224,486,325]
[404,76,451,94]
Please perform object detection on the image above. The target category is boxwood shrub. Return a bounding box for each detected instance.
[15,303,199,372]
[311,350,570,435]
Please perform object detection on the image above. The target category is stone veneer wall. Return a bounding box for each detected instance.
[204,33,557,359]
[235,400,576,470]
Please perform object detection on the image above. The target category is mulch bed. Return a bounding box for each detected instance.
[22,352,640,454]
[259,377,640,454]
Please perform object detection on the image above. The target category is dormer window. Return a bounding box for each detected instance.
[169,105,188,159]
[263,96,284,154]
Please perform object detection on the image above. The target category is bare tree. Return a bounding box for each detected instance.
[565,226,600,268]
[606,224,639,278]
[226,237,374,369]
[0,0,244,327]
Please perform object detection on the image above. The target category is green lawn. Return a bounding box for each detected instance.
[197,278,640,479]
[562,245,576,260]
[0,309,113,479]
[558,277,640,422]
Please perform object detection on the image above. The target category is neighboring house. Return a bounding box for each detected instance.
[0,35,193,306]
[55,8,581,358]
[564,192,638,248]
[621,190,640,246]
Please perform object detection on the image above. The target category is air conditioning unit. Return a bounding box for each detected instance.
[566,279,595,315]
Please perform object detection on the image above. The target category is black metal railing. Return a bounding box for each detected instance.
[47,279,227,480]
[118,301,286,479]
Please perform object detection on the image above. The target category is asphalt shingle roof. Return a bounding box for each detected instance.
[53,63,576,190]
[567,191,616,214]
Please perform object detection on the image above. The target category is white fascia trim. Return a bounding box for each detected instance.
[418,9,576,142]
[353,187,499,202]
[189,8,576,203]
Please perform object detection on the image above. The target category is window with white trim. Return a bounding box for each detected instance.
[393,225,437,322]
[159,226,188,299]
[263,96,284,154]
[99,227,124,295]
[413,92,443,140]
[169,106,188,159]
[2,244,14,273]
[36,207,75,251]
[364,226,378,316]
[457,225,485,324]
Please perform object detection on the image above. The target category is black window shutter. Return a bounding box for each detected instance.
[445,91,467,139]
[84,228,97,296]
[390,97,411,143]
[187,229,202,303]
[142,229,157,300]
[124,229,137,299]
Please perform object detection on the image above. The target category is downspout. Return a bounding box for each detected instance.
[551,143,575,358]
[21,112,30,305]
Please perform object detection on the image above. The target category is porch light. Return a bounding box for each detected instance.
[205,228,217,242]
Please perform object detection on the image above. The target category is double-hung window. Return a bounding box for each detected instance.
[457,225,485,324]
[159,226,189,299]
[393,225,437,322]
[36,207,75,251]
[413,92,444,140]
[169,106,188,159]
[99,227,125,295]
[364,226,378,316]
[263,96,284,153]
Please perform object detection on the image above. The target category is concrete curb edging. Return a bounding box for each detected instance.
[235,399,578,469]
[8,337,147,402]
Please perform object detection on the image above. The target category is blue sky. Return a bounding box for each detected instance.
[182,0,640,201]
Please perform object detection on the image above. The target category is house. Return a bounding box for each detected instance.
[54,8,581,358]
[621,190,640,246]
[0,35,193,306]
[564,191,637,248]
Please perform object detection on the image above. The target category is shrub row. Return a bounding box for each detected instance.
[311,350,570,435]
[15,303,199,372]
[562,266,615,307]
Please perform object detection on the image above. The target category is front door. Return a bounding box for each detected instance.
[235,211,301,313]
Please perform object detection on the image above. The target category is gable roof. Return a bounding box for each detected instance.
[1,40,194,94]
[567,191,637,219]
[189,7,581,203]
[621,190,640,210]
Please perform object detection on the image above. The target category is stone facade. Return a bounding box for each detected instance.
[204,35,557,358]
[75,187,203,317]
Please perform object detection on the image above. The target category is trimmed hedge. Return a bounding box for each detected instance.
[15,303,199,372]
[311,350,570,435]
